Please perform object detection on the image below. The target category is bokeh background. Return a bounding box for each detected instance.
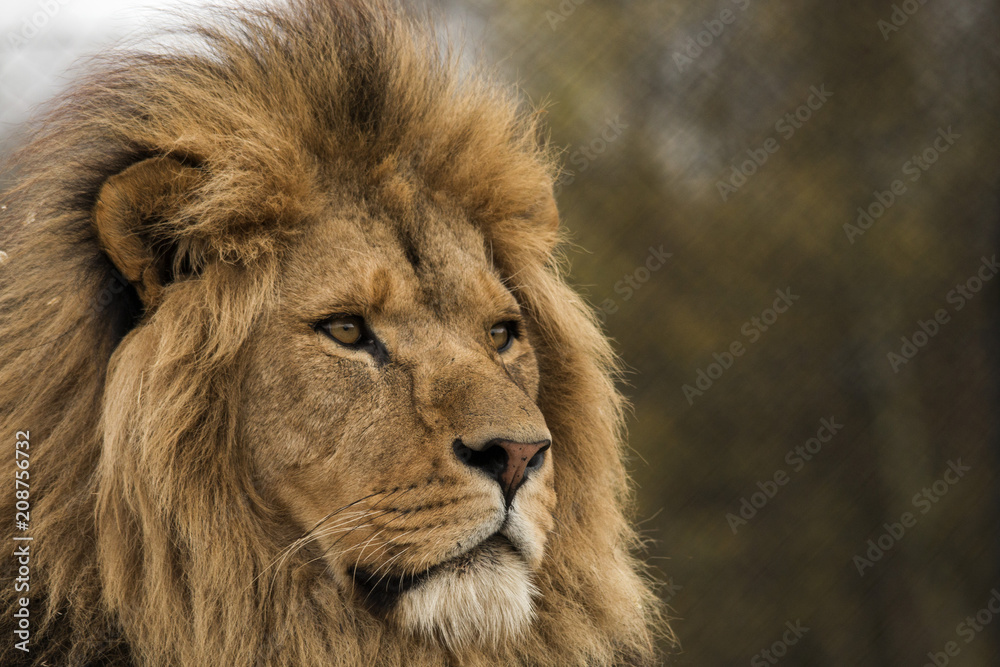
[3,1,999,664]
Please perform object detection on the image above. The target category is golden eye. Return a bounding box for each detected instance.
[320,315,365,346]
[490,322,515,352]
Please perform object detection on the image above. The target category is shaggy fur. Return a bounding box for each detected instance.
[0,1,667,665]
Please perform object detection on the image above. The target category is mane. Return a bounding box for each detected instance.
[0,1,667,664]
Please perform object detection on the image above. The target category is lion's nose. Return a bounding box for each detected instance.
[452,438,550,506]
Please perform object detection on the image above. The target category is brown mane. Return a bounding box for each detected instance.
[0,1,668,664]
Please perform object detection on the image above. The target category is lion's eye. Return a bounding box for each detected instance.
[490,322,516,353]
[319,315,365,346]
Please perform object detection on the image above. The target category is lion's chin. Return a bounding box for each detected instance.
[379,535,538,650]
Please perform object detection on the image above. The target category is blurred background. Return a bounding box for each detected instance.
[3,0,998,664]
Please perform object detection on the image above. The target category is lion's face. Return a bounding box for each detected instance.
[239,196,557,647]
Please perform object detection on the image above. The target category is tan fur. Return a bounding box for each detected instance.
[0,1,668,665]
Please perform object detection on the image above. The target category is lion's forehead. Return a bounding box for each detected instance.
[282,201,513,323]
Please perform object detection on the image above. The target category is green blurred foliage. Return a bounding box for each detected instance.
[447,0,1000,664]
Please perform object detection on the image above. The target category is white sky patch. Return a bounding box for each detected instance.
[0,0,241,132]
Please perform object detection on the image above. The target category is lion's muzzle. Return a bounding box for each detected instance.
[452,438,551,506]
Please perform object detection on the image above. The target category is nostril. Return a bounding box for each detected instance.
[482,444,508,478]
[452,439,508,479]
[526,445,548,470]
[452,439,474,465]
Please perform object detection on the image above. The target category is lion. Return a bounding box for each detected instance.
[0,1,667,665]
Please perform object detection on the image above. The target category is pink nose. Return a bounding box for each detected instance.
[452,438,550,505]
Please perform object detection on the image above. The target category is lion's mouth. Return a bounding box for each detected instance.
[351,533,514,609]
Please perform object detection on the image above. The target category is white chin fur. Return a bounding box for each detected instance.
[394,545,537,651]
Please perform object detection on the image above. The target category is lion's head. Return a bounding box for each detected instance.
[226,160,562,646]
[0,1,666,665]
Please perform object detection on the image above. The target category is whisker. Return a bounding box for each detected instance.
[264,516,378,599]
[292,508,403,575]
[244,489,390,595]
[265,512,374,586]
[362,544,415,606]
[252,484,424,597]
[363,531,415,580]
[353,520,414,573]
[296,507,413,578]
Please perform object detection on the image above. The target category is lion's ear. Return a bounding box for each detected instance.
[93,156,203,308]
